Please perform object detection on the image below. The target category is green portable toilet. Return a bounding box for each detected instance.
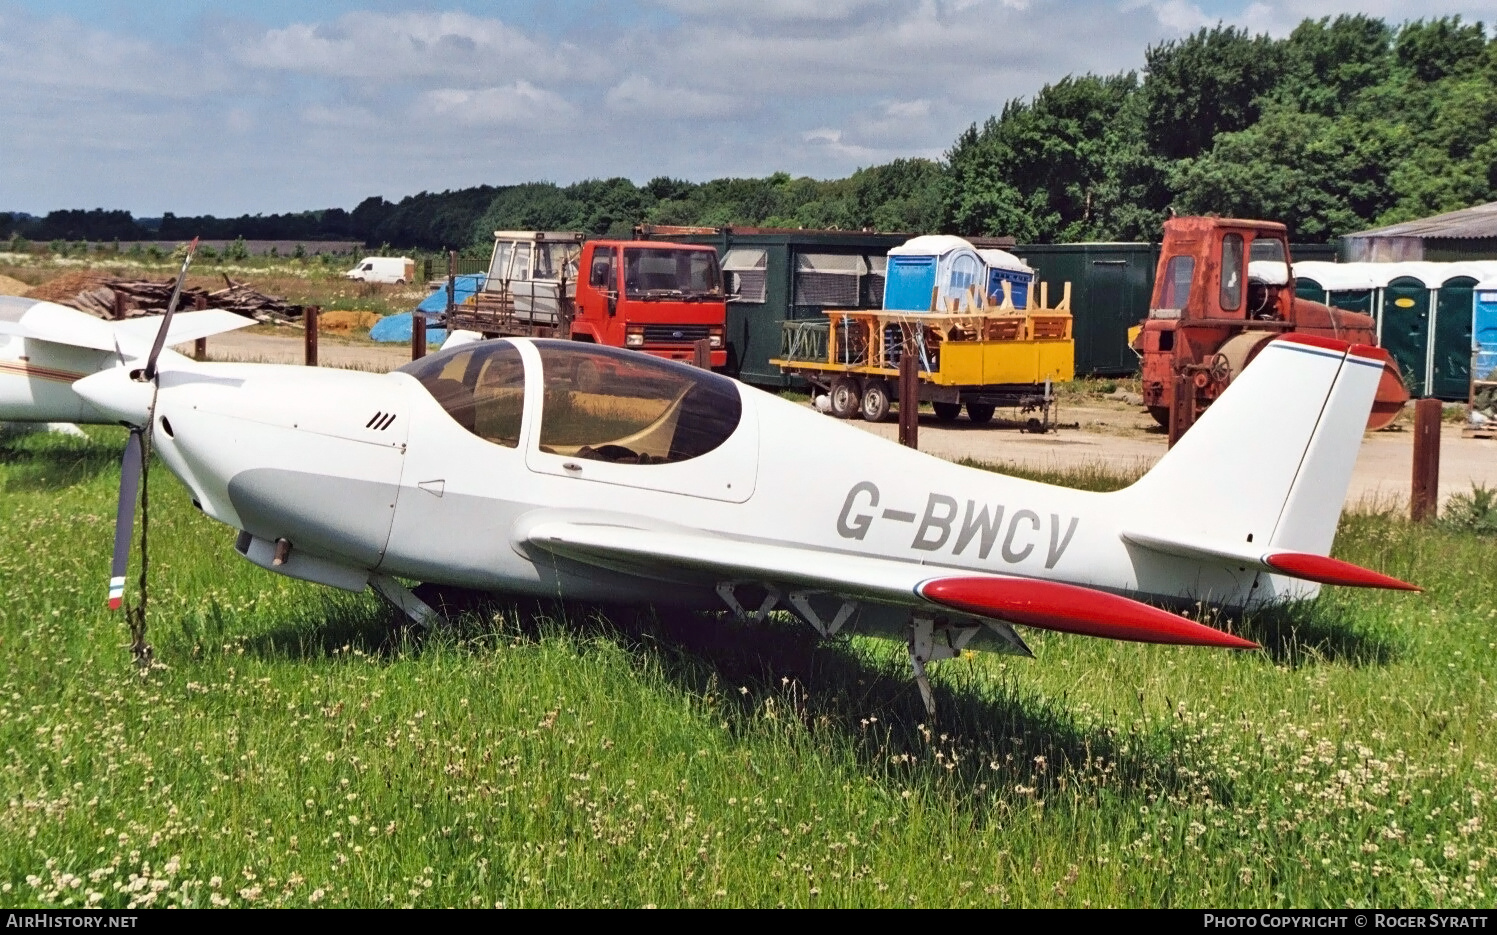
[1292,261,1377,315]
[1432,272,1478,400]
[1378,264,1436,398]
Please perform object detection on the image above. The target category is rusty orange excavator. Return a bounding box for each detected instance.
[1132,216,1408,440]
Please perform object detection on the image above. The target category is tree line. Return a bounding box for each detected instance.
[4,15,1492,251]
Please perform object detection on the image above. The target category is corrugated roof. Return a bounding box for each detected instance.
[1345,201,1497,240]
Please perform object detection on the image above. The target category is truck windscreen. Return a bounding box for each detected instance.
[622,248,722,300]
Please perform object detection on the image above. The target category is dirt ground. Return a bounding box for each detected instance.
[194,331,1497,511]
[191,327,414,371]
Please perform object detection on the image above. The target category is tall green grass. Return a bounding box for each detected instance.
[0,427,1492,907]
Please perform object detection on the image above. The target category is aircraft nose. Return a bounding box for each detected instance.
[72,366,155,426]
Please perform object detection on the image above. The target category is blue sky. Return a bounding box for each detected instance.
[1,1,1490,217]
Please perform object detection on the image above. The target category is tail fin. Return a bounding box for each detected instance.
[1119,335,1409,594]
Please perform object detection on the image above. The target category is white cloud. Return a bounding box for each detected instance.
[883,99,933,120]
[1120,0,1214,33]
[651,0,902,24]
[420,82,577,126]
[300,104,384,129]
[238,11,582,84]
[604,76,742,118]
[0,9,214,97]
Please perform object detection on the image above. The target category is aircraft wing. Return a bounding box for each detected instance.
[0,303,118,351]
[519,514,1257,649]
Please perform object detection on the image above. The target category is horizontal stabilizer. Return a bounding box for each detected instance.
[1121,530,1418,592]
[918,576,1258,649]
[114,310,254,356]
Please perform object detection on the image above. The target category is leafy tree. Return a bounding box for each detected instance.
[1395,16,1487,83]
[1140,25,1285,162]
[1278,15,1394,115]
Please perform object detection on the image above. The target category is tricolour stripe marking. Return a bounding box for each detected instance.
[0,360,92,384]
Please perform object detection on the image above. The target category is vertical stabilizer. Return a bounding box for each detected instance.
[1121,335,1372,553]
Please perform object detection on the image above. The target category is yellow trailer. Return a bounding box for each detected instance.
[771,281,1075,427]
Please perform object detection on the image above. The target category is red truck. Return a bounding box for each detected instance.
[1132,216,1407,438]
[446,231,727,367]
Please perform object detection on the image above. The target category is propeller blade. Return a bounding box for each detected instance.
[108,430,144,610]
[143,237,199,382]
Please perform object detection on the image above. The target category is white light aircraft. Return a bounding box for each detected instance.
[65,307,1416,712]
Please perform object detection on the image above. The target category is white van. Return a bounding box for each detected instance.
[346,257,415,284]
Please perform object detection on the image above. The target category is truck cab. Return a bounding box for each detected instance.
[572,240,726,367]
[456,233,725,368]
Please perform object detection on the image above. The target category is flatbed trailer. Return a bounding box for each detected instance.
[771,282,1074,429]
[446,289,571,339]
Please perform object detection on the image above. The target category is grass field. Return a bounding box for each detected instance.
[0,426,1493,908]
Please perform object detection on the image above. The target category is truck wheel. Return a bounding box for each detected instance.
[1147,405,1170,427]
[860,380,891,422]
[966,402,996,425]
[932,402,962,423]
[829,377,860,419]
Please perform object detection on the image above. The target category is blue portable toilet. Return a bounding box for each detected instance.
[978,248,1035,308]
[1474,275,1497,383]
[883,235,986,313]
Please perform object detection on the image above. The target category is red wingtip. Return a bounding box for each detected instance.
[1265,552,1421,591]
[919,577,1258,650]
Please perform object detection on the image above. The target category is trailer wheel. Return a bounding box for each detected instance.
[859,380,891,422]
[966,402,996,425]
[829,376,861,419]
[932,402,962,423]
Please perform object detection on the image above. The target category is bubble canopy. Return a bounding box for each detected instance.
[399,339,743,464]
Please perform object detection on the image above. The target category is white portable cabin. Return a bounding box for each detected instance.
[882,236,1035,313]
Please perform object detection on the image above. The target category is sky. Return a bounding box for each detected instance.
[0,0,1491,217]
